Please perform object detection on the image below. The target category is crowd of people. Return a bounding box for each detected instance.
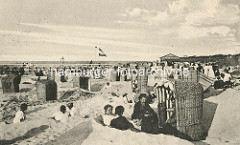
[129,61,236,91]
[1,60,237,90]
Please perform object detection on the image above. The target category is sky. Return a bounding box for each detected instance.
[0,0,239,61]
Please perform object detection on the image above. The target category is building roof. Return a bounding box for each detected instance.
[160,53,180,60]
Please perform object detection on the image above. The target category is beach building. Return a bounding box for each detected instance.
[159,53,181,62]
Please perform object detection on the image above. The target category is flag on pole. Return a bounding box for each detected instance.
[99,48,107,57]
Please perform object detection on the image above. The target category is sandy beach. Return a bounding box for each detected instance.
[0,79,239,145]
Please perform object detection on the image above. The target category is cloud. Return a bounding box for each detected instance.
[125,8,149,17]
[177,24,232,39]
[122,8,171,26]
[121,0,240,26]
[0,23,163,61]
[185,3,240,26]
[0,0,239,61]
[118,0,240,41]
[113,20,144,26]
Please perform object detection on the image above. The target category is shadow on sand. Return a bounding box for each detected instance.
[202,100,218,139]
[0,125,49,145]
[47,120,93,145]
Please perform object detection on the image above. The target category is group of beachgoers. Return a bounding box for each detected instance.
[10,92,188,139]
[94,93,188,140]
[1,60,235,88]
[95,93,158,133]
[50,102,76,123]
[10,102,76,124]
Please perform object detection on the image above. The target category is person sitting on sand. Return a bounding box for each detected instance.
[140,108,159,133]
[102,104,114,126]
[132,93,158,133]
[67,102,75,117]
[13,103,28,123]
[94,104,114,126]
[110,106,135,130]
[52,105,68,123]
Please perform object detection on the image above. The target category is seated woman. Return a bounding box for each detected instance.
[51,105,68,123]
[110,106,137,131]
[132,93,159,134]
[141,108,159,134]
[13,103,28,123]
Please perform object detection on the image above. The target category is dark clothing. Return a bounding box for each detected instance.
[132,101,158,133]
[141,115,158,133]
[132,102,144,120]
[197,65,204,73]
[110,116,134,130]
[214,80,224,89]
[132,102,193,139]
[132,101,157,120]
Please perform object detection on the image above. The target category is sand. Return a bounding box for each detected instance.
[50,121,93,145]
[82,119,193,145]
[1,81,240,145]
[204,86,240,144]
[0,97,92,144]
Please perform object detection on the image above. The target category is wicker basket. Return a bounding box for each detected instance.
[175,81,204,140]
[73,76,80,88]
[80,77,89,90]
[137,75,148,92]
[1,75,21,93]
[181,70,198,82]
[35,80,57,101]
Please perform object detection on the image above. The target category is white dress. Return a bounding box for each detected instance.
[53,111,68,123]
[13,110,25,123]
[67,107,76,117]
[102,115,114,126]
[223,73,231,82]
[208,66,216,78]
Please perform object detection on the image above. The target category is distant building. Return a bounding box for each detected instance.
[159,53,180,62]
[23,62,33,68]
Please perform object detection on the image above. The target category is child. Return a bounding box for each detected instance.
[102,104,114,126]
[13,103,28,123]
[110,106,135,130]
[67,102,75,117]
[52,105,68,123]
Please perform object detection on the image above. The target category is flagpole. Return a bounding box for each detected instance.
[98,47,100,63]
[95,46,97,64]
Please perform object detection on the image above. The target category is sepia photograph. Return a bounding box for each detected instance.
[0,0,240,144]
